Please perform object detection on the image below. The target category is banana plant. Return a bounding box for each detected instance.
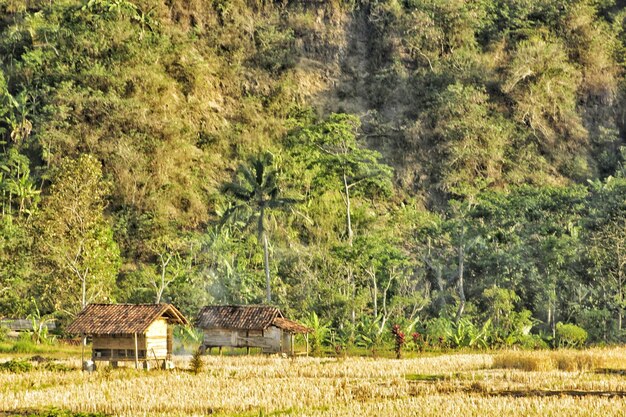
[27,300,56,345]
[302,312,330,355]
[448,318,491,349]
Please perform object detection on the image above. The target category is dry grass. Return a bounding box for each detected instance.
[493,351,555,372]
[1,348,625,416]
[493,350,607,372]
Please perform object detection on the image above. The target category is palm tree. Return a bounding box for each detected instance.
[221,152,298,303]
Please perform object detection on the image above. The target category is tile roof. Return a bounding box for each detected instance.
[272,317,312,334]
[196,305,312,333]
[65,304,189,335]
[196,305,282,330]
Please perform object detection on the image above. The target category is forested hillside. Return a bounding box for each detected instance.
[1,0,626,346]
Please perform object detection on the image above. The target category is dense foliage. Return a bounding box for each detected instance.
[0,0,625,346]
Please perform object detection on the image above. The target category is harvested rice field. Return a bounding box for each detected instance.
[2,348,626,416]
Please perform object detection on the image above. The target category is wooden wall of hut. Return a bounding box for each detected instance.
[203,326,287,353]
[145,319,168,359]
[91,319,170,361]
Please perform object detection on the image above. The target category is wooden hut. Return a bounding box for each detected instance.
[66,303,188,369]
[196,305,311,355]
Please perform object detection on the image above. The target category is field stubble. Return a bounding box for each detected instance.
[1,349,626,416]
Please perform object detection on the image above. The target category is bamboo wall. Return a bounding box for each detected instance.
[145,319,168,359]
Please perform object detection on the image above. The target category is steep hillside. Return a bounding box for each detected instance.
[1,0,626,345]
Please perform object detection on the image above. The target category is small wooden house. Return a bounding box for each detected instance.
[196,305,311,355]
[66,303,188,368]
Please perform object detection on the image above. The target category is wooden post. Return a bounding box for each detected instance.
[166,326,173,360]
[81,335,85,364]
[305,334,309,357]
[134,332,139,369]
[290,334,294,356]
[151,348,159,369]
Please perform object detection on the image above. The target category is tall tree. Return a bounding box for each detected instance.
[221,152,298,303]
[293,114,393,246]
[290,113,393,324]
[146,234,193,304]
[586,177,626,335]
[34,155,120,316]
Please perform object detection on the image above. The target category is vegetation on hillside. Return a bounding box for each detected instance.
[0,0,625,346]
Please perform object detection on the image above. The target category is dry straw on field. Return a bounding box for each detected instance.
[493,350,607,372]
[1,348,626,417]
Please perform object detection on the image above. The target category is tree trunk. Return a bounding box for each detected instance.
[455,226,466,323]
[155,262,165,303]
[155,253,172,304]
[263,232,271,303]
[600,285,607,342]
[348,266,355,327]
[343,173,353,246]
[619,278,623,332]
[424,241,446,314]
[343,173,355,327]
[81,274,86,309]
[548,299,556,341]
[618,244,624,332]
[551,288,557,340]
[435,264,446,313]
[258,207,272,304]
[547,304,552,336]
[378,274,394,334]
[371,268,378,318]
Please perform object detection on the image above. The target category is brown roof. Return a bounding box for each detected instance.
[196,305,281,330]
[66,304,189,335]
[273,317,311,334]
[196,305,311,333]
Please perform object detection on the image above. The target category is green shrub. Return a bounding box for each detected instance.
[556,322,588,348]
[0,325,8,342]
[516,334,549,350]
[424,316,453,347]
[41,362,73,372]
[0,359,33,372]
[575,309,612,343]
[11,339,38,353]
[251,25,297,72]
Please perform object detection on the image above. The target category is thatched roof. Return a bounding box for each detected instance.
[66,304,188,335]
[196,305,311,334]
